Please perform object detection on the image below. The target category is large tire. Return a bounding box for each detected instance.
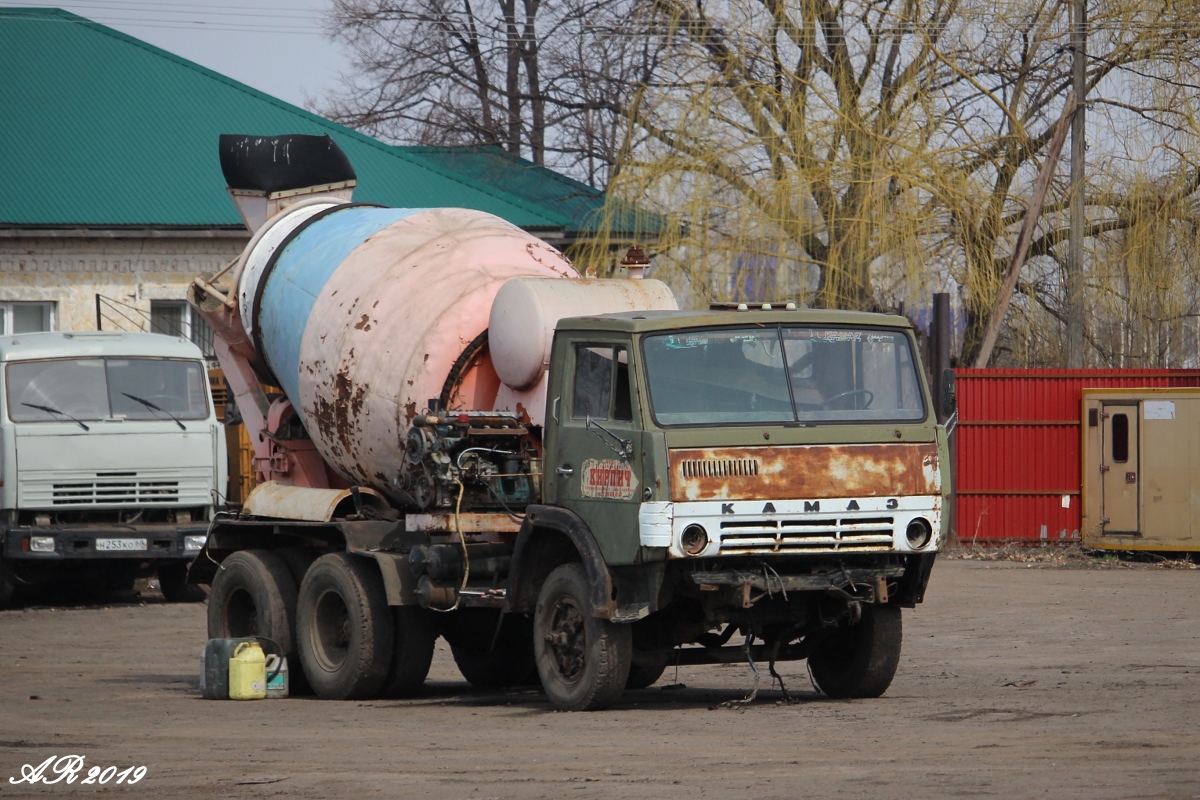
[276,546,317,587]
[626,652,669,690]
[808,604,902,699]
[533,563,631,711]
[158,563,207,603]
[448,611,537,688]
[260,547,320,695]
[207,550,299,663]
[297,553,393,700]
[379,606,437,698]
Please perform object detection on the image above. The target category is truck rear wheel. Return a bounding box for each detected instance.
[207,550,302,683]
[533,563,631,711]
[378,606,437,698]
[297,553,393,700]
[447,611,537,688]
[807,604,902,699]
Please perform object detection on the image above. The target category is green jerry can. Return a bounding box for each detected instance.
[199,637,256,700]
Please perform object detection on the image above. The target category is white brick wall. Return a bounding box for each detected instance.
[0,235,246,331]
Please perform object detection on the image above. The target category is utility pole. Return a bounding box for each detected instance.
[1066,0,1087,367]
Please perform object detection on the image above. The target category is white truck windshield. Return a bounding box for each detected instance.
[642,326,926,426]
[7,358,210,423]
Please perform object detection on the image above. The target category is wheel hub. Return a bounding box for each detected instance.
[544,595,586,682]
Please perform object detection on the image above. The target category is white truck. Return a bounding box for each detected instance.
[0,331,226,606]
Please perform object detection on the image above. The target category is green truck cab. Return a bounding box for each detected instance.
[518,307,947,707]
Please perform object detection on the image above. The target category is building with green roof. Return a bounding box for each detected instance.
[0,7,658,340]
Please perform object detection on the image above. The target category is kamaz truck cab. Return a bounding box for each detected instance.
[0,331,226,606]
[523,306,947,706]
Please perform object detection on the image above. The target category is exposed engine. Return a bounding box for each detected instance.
[392,409,540,513]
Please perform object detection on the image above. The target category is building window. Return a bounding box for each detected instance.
[150,300,214,357]
[0,301,55,334]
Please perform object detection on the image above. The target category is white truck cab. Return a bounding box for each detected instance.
[0,331,226,606]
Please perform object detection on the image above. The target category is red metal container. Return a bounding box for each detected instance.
[954,369,1200,543]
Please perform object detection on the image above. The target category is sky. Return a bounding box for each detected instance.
[4,0,353,110]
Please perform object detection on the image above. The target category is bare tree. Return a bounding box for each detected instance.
[323,0,659,187]
[580,0,1200,365]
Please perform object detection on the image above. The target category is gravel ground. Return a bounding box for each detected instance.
[1,557,1198,799]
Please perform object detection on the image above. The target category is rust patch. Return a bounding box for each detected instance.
[354,314,372,332]
[404,401,418,425]
[668,443,940,502]
[312,368,366,460]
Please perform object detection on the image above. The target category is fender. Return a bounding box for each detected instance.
[507,505,616,619]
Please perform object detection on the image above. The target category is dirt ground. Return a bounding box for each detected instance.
[1,557,1198,800]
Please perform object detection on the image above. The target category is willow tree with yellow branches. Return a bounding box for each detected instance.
[579,0,1200,366]
[326,0,1200,366]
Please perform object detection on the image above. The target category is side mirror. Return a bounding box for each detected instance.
[940,368,957,419]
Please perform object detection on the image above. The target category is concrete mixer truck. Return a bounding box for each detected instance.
[187,134,951,711]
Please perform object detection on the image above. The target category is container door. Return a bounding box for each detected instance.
[1101,403,1139,533]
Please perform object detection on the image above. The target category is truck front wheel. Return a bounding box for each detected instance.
[533,563,631,711]
[0,559,15,609]
[297,553,393,700]
[158,563,207,603]
[807,604,902,699]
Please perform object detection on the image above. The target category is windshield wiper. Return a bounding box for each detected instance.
[121,393,186,430]
[22,402,90,431]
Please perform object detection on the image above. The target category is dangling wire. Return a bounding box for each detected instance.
[430,479,470,614]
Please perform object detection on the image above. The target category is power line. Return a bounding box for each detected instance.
[1087,50,1200,93]
[0,3,325,35]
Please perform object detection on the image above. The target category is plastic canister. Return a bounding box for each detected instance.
[264,654,289,699]
[200,637,256,700]
[228,641,267,700]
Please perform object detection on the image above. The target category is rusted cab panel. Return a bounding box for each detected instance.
[668,443,940,502]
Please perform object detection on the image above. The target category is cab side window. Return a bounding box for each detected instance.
[572,346,631,421]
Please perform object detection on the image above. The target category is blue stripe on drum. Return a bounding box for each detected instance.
[258,206,425,425]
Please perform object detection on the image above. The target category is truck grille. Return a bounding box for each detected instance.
[679,458,760,479]
[718,516,895,553]
[50,479,180,505]
[19,468,213,508]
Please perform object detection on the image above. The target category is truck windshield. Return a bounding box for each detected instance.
[6,358,210,423]
[642,326,926,426]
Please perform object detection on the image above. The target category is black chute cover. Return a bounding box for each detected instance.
[218,134,356,193]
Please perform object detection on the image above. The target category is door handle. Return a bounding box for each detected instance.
[556,465,574,476]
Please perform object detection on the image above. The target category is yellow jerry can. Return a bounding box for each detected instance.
[228,641,267,700]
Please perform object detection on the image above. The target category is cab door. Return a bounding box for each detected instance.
[1101,403,1140,534]
[544,338,644,564]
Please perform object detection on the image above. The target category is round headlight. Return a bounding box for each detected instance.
[906,518,933,549]
[680,524,709,556]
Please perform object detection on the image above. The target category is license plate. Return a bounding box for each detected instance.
[96,538,147,552]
